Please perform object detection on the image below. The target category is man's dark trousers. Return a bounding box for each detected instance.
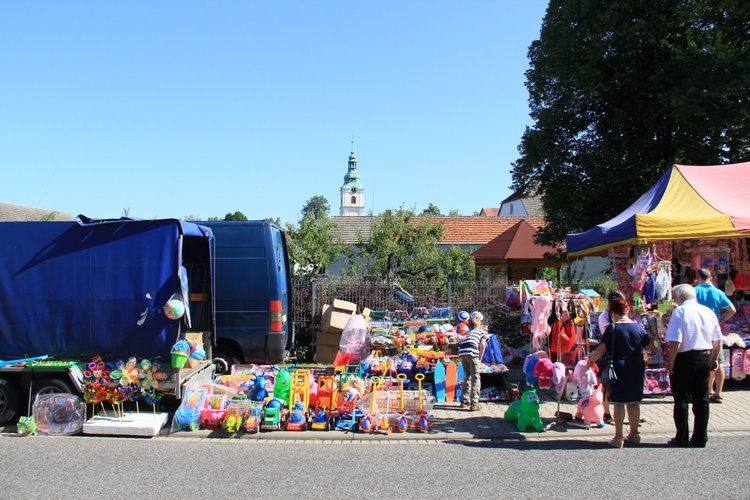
[672,350,711,447]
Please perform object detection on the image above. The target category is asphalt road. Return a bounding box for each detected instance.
[1,433,748,499]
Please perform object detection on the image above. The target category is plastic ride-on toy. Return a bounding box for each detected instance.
[285,401,307,431]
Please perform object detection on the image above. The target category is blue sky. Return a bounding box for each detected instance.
[1,1,548,225]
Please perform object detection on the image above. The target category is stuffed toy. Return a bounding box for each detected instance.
[573,359,597,396]
[504,388,545,432]
[551,362,567,393]
[523,353,540,388]
[533,357,554,390]
[575,387,604,427]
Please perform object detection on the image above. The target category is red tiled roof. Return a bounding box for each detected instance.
[479,207,499,217]
[330,216,547,245]
[436,217,546,245]
[471,219,558,259]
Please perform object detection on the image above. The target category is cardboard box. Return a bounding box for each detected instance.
[320,299,357,333]
[315,345,339,364]
[316,331,342,347]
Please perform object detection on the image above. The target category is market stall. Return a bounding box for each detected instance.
[566,161,750,384]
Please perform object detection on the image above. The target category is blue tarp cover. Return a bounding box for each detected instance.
[0,218,212,360]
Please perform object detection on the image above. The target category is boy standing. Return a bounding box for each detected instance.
[459,311,489,411]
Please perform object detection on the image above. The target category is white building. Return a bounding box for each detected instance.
[339,151,365,216]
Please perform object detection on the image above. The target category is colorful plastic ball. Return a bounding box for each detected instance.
[164,299,185,320]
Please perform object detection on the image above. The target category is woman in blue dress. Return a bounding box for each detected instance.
[589,296,651,448]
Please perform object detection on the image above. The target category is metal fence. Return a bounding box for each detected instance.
[293,278,508,326]
[291,277,520,361]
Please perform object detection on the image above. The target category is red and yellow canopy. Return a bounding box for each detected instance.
[567,162,750,257]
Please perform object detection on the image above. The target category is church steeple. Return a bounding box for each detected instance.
[340,145,365,216]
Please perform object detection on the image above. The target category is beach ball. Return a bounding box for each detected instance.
[164,299,185,320]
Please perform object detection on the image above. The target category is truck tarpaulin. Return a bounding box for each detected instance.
[0,216,213,360]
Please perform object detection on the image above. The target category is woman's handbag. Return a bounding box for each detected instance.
[601,324,618,387]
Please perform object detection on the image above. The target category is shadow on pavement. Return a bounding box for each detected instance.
[444,438,672,451]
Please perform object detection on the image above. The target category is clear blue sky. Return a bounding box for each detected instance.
[1,1,548,225]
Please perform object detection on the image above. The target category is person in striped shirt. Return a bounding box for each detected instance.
[459,311,489,411]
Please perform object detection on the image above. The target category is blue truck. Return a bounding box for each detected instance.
[0,217,294,425]
[200,221,294,374]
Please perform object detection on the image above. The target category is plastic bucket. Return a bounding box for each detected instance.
[171,352,188,368]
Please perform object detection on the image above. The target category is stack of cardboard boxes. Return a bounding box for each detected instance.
[316,299,370,364]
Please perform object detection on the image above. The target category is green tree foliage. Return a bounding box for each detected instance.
[264,217,282,226]
[223,211,248,221]
[421,203,442,216]
[438,245,476,280]
[357,207,446,280]
[39,212,59,221]
[301,195,330,219]
[513,0,750,247]
[286,207,348,278]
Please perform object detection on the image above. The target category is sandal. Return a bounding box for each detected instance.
[710,394,723,403]
[469,404,482,411]
[608,437,624,448]
[603,414,615,425]
[624,433,641,444]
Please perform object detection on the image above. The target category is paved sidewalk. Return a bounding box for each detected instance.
[5,375,748,443]
[162,377,750,442]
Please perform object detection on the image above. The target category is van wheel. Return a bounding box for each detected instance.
[213,348,240,376]
[0,378,22,426]
[32,377,73,401]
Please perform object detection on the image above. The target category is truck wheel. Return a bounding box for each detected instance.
[0,378,22,425]
[212,348,240,376]
[31,377,73,401]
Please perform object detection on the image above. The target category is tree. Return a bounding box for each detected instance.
[223,211,248,221]
[512,0,750,247]
[286,207,348,278]
[437,245,475,281]
[301,195,330,219]
[421,203,441,216]
[357,207,446,280]
[264,217,282,226]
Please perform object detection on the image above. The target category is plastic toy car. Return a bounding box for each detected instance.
[285,402,307,431]
[391,310,410,322]
[261,407,282,431]
[410,307,430,320]
[243,404,263,433]
[429,307,452,319]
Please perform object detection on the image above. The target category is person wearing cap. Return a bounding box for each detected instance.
[693,268,735,404]
[458,311,489,411]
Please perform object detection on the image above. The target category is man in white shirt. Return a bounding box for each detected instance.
[665,284,722,448]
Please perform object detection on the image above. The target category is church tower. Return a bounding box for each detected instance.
[339,148,365,216]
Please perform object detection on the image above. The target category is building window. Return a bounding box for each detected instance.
[351,196,356,204]
[509,204,514,215]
